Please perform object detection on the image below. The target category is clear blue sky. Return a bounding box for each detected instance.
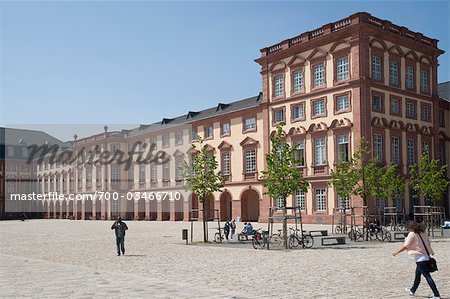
[1,1,449,141]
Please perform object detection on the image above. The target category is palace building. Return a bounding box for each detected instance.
[2,12,449,223]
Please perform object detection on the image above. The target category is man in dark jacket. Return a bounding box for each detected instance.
[111,216,128,256]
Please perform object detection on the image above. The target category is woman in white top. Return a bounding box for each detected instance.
[392,220,440,299]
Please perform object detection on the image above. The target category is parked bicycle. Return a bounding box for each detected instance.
[214,228,225,243]
[252,228,269,249]
[288,227,314,248]
[333,218,349,234]
[269,229,285,247]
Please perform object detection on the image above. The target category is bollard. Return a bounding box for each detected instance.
[182,229,188,245]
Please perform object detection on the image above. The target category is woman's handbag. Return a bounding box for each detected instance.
[418,233,438,272]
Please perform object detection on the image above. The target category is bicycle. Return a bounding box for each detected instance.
[214,228,226,243]
[252,228,268,249]
[348,225,364,241]
[333,218,349,234]
[269,229,285,247]
[288,227,314,249]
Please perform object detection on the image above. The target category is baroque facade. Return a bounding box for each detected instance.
[2,12,449,223]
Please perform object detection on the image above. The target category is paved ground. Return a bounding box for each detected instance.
[0,220,449,298]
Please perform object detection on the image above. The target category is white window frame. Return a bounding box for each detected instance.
[244,118,256,131]
[294,189,306,210]
[336,57,349,82]
[293,70,304,93]
[245,149,256,173]
[371,56,382,81]
[406,66,414,89]
[391,136,400,165]
[274,75,284,97]
[389,60,399,85]
[274,109,284,123]
[373,134,383,161]
[407,139,415,165]
[293,104,304,120]
[313,100,325,116]
[222,151,230,176]
[313,63,325,87]
[337,134,349,162]
[315,188,327,211]
[336,95,349,111]
[420,70,429,93]
[314,137,326,166]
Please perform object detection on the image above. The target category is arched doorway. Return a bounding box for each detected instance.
[95,199,101,220]
[137,198,145,220]
[174,195,184,221]
[85,199,93,220]
[126,198,134,220]
[149,199,157,220]
[241,188,260,222]
[190,194,199,220]
[68,200,74,219]
[220,191,232,221]
[161,198,170,221]
[76,200,82,220]
[204,195,215,221]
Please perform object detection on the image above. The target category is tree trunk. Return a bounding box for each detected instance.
[283,200,288,249]
[201,199,209,243]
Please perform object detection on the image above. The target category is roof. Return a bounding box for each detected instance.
[0,127,68,147]
[126,93,262,137]
[438,81,450,102]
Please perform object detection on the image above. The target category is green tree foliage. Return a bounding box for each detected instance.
[329,153,359,208]
[260,124,309,249]
[183,137,228,242]
[378,163,406,204]
[408,149,449,205]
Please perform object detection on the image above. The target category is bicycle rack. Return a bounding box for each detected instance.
[189,208,221,242]
[383,207,405,231]
[349,206,368,241]
[413,206,445,237]
[331,207,351,234]
[267,205,304,250]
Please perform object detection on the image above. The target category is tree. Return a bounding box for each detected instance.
[378,163,406,208]
[408,149,449,206]
[329,154,359,209]
[183,137,228,242]
[260,124,309,249]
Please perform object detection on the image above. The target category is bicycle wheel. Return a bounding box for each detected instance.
[252,237,263,249]
[381,230,392,242]
[289,235,299,248]
[302,235,314,248]
[270,234,282,247]
[214,232,222,243]
[334,226,342,234]
[348,229,357,241]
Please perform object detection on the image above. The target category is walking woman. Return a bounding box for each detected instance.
[392,220,440,299]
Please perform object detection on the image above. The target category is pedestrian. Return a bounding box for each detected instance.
[111,216,128,256]
[392,220,440,299]
[230,219,236,240]
[224,221,230,241]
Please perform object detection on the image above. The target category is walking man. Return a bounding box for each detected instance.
[111,216,128,256]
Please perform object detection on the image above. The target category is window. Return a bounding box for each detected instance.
[77,171,82,189]
[421,104,431,122]
[336,57,349,82]
[162,135,170,147]
[22,147,28,158]
[407,139,415,165]
[371,56,382,81]
[276,197,285,209]
[313,99,325,116]
[337,195,350,210]
[175,132,183,145]
[96,167,102,184]
[128,164,134,184]
[422,141,430,160]
[373,134,383,162]
[292,104,304,120]
[313,63,325,88]
[205,126,213,139]
[439,110,445,127]
[244,117,256,131]
[245,149,256,173]
[315,188,326,211]
[391,136,400,165]
[175,158,183,180]
[294,141,305,166]
[221,123,230,136]
[147,164,156,183]
[274,109,284,124]
[163,161,170,181]
[406,100,416,118]
[111,145,119,154]
[314,137,326,165]
[372,94,383,111]
[150,138,157,149]
[337,134,349,162]
[86,169,92,187]
[274,75,284,98]
[294,189,306,210]
[70,174,74,191]
[389,60,399,86]
[62,176,67,193]
[390,97,400,115]
[406,66,415,90]
[139,164,145,183]
[336,95,349,112]
[221,151,230,176]
[7,146,14,157]
[190,130,197,142]
[111,166,120,183]
[420,70,429,93]
[292,70,304,93]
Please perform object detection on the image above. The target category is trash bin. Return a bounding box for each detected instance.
[182,229,188,244]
